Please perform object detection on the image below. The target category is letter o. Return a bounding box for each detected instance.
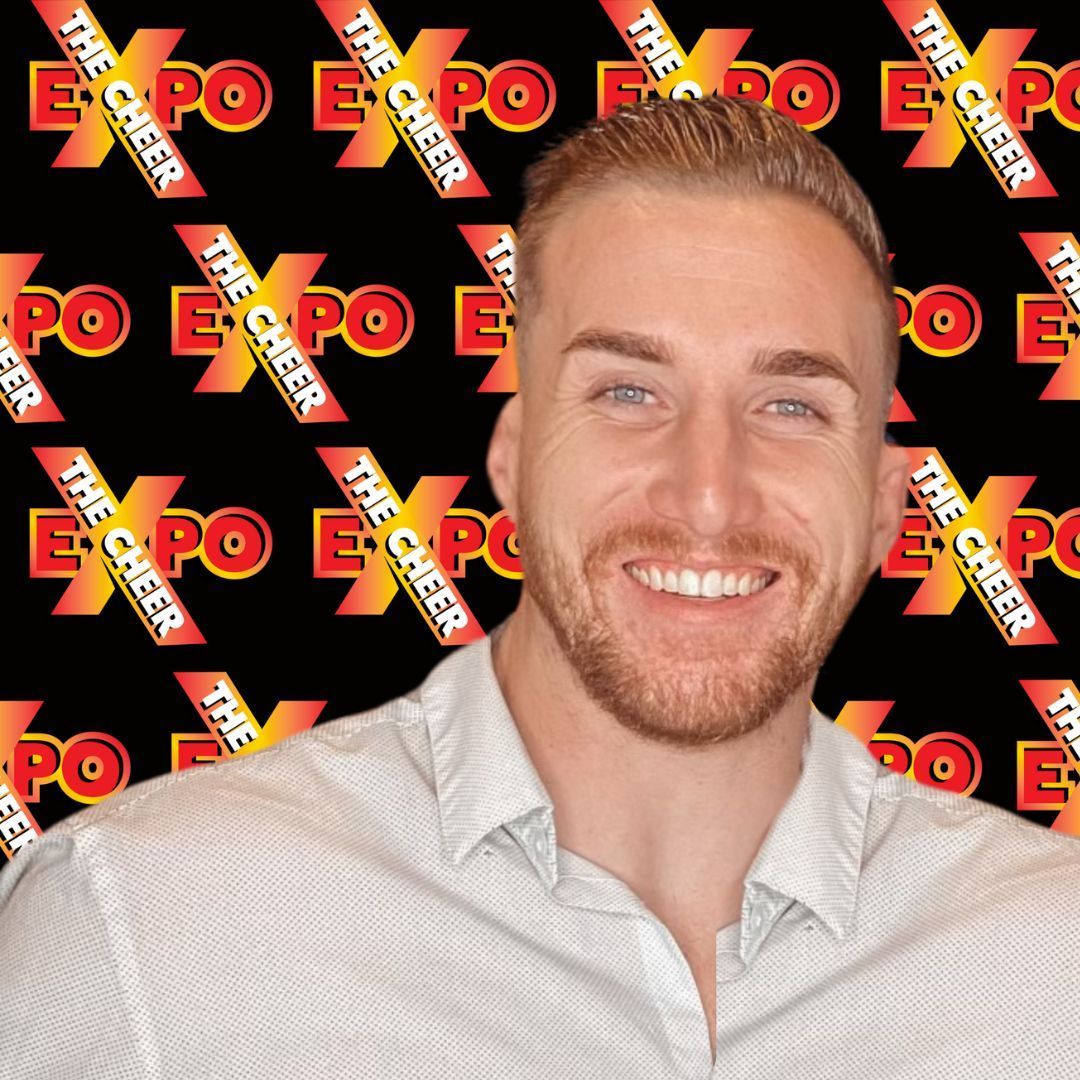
[59,286,130,356]
[201,509,271,578]
[202,61,271,130]
[484,61,555,130]
[62,734,128,802]
[911,733,981,797]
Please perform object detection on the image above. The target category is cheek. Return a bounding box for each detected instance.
[534,407,617,463]
[794,439,876,508]
[772,447,875,566]
[528,414,640,510]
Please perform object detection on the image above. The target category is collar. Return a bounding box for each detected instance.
[421,615,555,868]
[420,614,880,941]
[741,702,880,941]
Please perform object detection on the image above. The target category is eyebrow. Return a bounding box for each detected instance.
[561,327,861,401]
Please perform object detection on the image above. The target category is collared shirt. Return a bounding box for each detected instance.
[2,614,1079,1080]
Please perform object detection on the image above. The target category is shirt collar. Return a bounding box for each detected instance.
[420,614,880,940]
[741,701,880,941]
[421,615,554,867]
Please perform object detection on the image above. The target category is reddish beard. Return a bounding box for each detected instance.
[515,507,869,747]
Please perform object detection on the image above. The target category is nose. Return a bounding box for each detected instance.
[643,402,766,538]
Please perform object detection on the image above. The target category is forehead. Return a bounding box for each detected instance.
[536,184,882,381]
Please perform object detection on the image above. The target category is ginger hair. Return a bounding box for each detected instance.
[513,95,898,427]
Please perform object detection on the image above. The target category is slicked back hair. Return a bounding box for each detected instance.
[513,95,898,428]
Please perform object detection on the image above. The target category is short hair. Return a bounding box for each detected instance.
[513,95,899,428]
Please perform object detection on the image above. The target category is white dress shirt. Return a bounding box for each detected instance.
[2,614,1079,1079]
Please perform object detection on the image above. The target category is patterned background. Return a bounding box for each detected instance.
[4,0,1080,858]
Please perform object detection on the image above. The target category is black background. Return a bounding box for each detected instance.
[3,0,1079,837]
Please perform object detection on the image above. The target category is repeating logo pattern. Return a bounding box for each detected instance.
[4,2,1080,861]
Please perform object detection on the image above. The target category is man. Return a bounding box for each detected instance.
[2,96,1077,1079]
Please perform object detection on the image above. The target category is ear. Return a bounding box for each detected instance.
[487,392,523,519]
[869,439,911,571]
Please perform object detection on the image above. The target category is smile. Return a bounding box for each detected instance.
[622,562,780,601]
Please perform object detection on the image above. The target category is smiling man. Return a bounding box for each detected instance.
[483,166,910,1064]
[3,96,1079,1080]
[495,183,898,752]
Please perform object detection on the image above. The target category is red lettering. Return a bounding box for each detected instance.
[724,66,769,102]
[203,61,270,129]
[1020,297,1070,360]
[770,62,834,127]
[152,511,204,574]
[32,511,87,574]
[153,64,202,128]
[1003,512,1054,576]
[437,514,484,575]
[485,62,553,129]
[1055,511,1080,575]
[882,64,934,128]
[487,510,521,576]
[1003,65,1053,129]
[11,289,61,354]
[316,511,367,574]
[202,510,270,576]
[314,64,367,128]
[10,738,60,800]
[30,63,84,128]
[172,288,227,355]
[437,65,486,128]
[599,64,647,117]
[294,290,345,353]
[62,736,126,801]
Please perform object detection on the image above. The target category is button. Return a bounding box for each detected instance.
[716,952,746,981]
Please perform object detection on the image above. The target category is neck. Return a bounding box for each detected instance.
[489,598,813,920]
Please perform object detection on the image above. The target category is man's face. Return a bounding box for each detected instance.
[489,184,910,748]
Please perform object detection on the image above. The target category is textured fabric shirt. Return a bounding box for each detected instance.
[2,614,1079,1080]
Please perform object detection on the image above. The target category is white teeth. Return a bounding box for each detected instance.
[701,569,724,597]
[626,563,773,600]
[677,568,700,596]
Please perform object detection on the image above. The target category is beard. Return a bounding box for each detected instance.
[515,501,871,749]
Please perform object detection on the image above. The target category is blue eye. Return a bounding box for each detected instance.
[595,387,823,420]
[601,383,655,407]
[766,397,822,420]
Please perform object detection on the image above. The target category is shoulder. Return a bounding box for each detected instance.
[864,765,1080,908]
[812,699,1080,883]
[871,764,1080,852]
[1,683,433,897]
